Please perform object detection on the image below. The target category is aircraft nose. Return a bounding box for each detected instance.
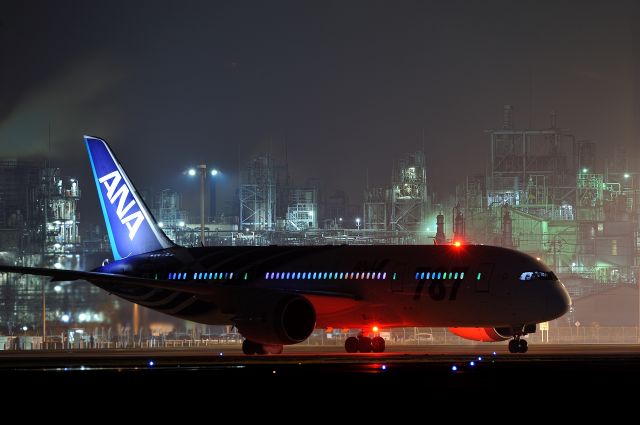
[546,280,571,320]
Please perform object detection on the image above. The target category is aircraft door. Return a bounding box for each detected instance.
[475,263,494,292]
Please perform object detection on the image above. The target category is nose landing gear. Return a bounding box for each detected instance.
[508,336,528,353]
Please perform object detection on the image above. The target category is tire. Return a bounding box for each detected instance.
[345,336,359,353]
[242,339,256,355]
[372,336,386,353]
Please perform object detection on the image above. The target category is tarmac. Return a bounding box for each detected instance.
[2,344,640,396]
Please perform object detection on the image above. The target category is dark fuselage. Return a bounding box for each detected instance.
[95,244,570,330]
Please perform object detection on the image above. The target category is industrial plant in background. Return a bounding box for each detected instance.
[1,104,638,339]
[0,158,114,335]
[454,106,639,301]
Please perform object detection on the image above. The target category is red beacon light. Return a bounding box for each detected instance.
[372,326,379,333]
[453,241,462,247]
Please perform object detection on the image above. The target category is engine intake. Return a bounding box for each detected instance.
[234,293,316,345]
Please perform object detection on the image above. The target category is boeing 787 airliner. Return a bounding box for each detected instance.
[0,136,570,354]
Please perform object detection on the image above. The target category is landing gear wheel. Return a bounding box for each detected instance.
[508,339,519,353]
[358,336,373,353]
[242,339,258,355]
[518,339,528,353]
[345,337,359,353]
[371,336,386,353]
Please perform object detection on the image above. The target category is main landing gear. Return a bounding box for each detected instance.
[508,336,528,353]
[344,334,386,353]
[242,339,283,355]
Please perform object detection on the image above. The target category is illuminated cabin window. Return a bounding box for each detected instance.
[393,273,397,280]
[426,272,430,279]
[460,272,465,279]
[437,272,441,279]
[377,272,381,280]
[230,273,234,279]
[454,272,459,279]
[477,272,482,280]
[383,272,387,280]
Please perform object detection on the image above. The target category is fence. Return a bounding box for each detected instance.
[1,327,639,350]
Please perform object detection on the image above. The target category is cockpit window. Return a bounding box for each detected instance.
[519,271,557,281]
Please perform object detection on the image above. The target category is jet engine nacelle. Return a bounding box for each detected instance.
[448,327,512,342]
[233,293,316,345]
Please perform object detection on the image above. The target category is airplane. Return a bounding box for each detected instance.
[0,136,571,354]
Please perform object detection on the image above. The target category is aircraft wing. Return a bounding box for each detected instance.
[0,265,213,295]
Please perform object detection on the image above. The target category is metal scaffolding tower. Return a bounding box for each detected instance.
[240,155,276,231]
[390,151,428,232]
[487,109,577,220]
[286,188,317,231]
[364,187,387,230]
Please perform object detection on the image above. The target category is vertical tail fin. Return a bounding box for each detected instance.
[85,135,174,260]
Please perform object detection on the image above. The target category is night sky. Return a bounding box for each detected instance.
[0,1,637,223]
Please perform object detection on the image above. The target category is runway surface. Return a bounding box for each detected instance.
[2,344,639,395]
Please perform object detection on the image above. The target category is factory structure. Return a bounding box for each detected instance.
[1,104,639,338]
[453,106,639,300]
[164,106,638,304]
[0,158,113,336]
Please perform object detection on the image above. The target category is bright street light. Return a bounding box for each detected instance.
[624,173,630,179]
[187,164,221,245]
[356,217,361,230]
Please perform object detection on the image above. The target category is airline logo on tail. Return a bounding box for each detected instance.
[85,135,173,260]
[98,170,145,240]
